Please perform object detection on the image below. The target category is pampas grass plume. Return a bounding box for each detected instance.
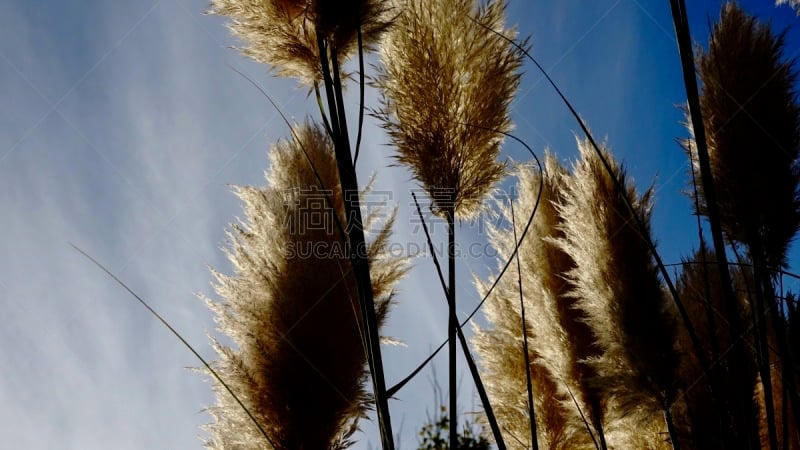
[375,0,522,218]
[474,154,595,448]
[693,2,800,269]
[201,122,406,449]
[209,0,392,84]
[554,139,679,446]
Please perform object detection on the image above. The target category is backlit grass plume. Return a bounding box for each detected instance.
[208,0,392,84]
[690,5,800,447]
[375,2,522,445]
[474,154,603,448]
[473,155,590,448]
[692,2,800,270]
[554,139,679,446]
[375,0,522,218]
[472,313,577,449]
[201,122,406,449]
[475,143,682,448]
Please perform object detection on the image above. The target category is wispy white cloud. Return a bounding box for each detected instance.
[0,0,310,447]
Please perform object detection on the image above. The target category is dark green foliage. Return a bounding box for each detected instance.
[418,407,491,450]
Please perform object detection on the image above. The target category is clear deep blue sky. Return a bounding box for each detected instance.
[1,0,798,448]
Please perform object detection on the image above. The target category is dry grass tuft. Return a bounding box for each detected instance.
[201,122,406,449]
[209,0,392,84]
[554,139,679,445]
[375,0,522,218]
[475,144,685,448]
[692,2,800,269]
[474,154,598,449]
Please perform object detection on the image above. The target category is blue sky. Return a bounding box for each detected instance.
[1,0,798,448]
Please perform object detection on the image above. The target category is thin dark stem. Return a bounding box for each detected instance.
[317,37,341,141]
[782,270,800,281]
[402,193,507,449]
[354,25,365,166]
[314,82,334,137]
[411,193,448,295]
[666,1,748,445]
[446,206,457,450]
[387,129,543,398]
[331,49,352,168]
[665,408,681,450]
[564,386,600,450]
[455,327,506,450]
[509,197,538,450]
[387,340,445,397]
[317,35,395,450]
[597,421,608,450]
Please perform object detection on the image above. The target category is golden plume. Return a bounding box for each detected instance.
[201,122,406,449]
[209,0,392,84]
[375,0,522,218]
[554,139,679,445]
[473,154,598,449]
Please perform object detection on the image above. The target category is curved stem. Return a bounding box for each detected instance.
[353,25,366,166]
[387,129,543,399]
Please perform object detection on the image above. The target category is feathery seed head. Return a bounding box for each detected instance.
[693,2,800,268]
[202,122,406,449]
[474,154,600,447]
[209,0,392,84]
[555,139,679,418]
[375,0,523,218]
